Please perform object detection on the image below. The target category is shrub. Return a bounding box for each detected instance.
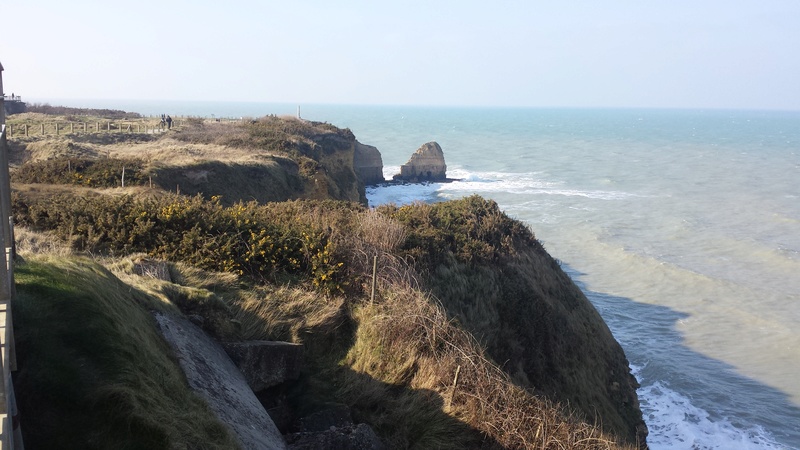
[25,103,141,119]
[12,193,349,293]
[12,157,148,188]
[378,195,536,269]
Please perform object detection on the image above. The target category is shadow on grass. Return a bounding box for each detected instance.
[562,263,800,449]
[279,368,504,450]
[228,294,505,450]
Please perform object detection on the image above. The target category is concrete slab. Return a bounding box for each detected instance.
[153,311,287,450]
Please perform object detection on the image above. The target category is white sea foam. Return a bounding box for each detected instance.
[379,166,640,201]
[366,183,442,206]
[633,366,787,450]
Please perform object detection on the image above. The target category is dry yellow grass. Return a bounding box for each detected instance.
[346,287,636,449]
[7,112,646,448]
[14,226,73,256]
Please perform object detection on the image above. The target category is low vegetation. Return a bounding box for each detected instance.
[13,256,237,449]
[6,112,365,205]
[8,110,645,449]
[12,157,148,188]
[24,102,142,120]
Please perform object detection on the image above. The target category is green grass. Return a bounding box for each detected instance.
[8,111,647,448]
[11,194,645,449]
[383,196,645,444]
[12,256,238,450]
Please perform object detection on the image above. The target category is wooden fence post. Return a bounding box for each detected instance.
[55,123,59,135]
[24,125,27,137]
[83,122,87,133]
[40,124,44,135]
[107,122,110,132]
[370,255,378,304]
[70,123,74,134]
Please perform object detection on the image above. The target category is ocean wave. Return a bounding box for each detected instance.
[424,170,638,201]
[632,365,786,450]
[372,166,640,202]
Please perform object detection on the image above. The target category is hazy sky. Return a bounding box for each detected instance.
[2,1,799,110]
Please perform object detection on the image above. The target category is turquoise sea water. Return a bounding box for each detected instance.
[56,100,800,449]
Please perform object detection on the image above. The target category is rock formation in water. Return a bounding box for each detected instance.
[393,141,447,182]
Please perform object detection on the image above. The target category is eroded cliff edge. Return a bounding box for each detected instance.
[8,112,646,448]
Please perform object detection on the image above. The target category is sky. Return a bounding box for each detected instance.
[2,1,799,110]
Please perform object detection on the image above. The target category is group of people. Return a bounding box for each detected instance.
[160,114,173,129]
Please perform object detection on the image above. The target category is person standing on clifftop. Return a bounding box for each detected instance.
[166,115,173,130]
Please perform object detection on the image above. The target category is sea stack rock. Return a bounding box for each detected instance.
[394,141,447,182]
[353,141,385,185]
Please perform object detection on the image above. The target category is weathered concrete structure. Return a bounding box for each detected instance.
[223,341,303,393]
[153,312,288,450]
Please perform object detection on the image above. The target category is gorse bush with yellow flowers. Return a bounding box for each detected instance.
[12,192,348,292]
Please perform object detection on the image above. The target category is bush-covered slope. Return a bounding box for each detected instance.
[381,197,646,444]
[11,191,646,448]
[7,111,646,448]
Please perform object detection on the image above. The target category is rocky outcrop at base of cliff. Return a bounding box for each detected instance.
[353,142,384,185]
[393,141,447,182]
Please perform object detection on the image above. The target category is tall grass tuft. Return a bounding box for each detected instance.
[12,256,238,449]
[343,286,632,449]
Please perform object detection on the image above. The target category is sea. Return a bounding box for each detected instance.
[43,99,800,449]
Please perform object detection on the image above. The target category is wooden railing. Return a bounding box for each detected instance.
[4,120,180,137]
[0,124,22,449]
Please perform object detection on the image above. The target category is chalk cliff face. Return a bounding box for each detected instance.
[352,141,384,185]
[394,141,447,182]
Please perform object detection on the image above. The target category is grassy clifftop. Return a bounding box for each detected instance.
[7,110,646,449]
[7,113,367,205]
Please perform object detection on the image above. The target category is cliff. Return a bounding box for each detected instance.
[7,111,646,449]
[158,117,375,205]
[353,141,385,185]
[380,197,647,446]
[6,114,381,206]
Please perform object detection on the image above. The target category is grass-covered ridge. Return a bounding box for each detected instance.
[6,113,367,205]
[383,198,645,442]
[13,256,237,450]
[8,109,646,448]
[12,191,645,448]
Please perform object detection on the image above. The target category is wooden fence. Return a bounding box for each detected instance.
[4,120,181,137]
